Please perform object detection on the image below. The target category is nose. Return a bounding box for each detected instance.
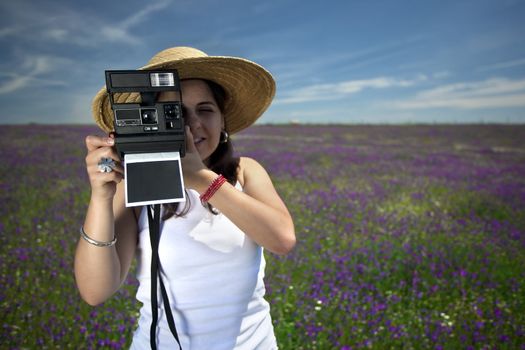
[184,108,201,130]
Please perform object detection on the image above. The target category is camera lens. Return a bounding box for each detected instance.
[141,109,158,124]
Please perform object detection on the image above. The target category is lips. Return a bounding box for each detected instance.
[193,137,205,145]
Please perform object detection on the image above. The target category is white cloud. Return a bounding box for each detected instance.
[98,0,173,45]
[44,28,68,41]
[478,58,525,72]
[0,55,70,94]
[120,0,172,29]
[0,0,175,94]
[432,71,450,79]
[0,26,20,38]
[256,34,427,89]
[393,77,525,110]
[0,0,173,47]
[275,76,424,104]
[99,27,140,45]
[0,75,32,94]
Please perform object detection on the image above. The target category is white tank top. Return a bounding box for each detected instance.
[130,185,278,350]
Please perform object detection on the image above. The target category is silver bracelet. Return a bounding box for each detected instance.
[79,226,117,247]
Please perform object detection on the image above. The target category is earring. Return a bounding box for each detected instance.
[220,130,229,143]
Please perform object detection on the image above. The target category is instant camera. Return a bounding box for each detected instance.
[105,69,186,206]
[105,69,185,157]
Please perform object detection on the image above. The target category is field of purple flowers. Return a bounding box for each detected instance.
[1,124,524,349]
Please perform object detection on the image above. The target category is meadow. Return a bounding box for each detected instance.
[1,124,524,349]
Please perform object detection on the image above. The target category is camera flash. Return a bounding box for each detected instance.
[150,72,175,87]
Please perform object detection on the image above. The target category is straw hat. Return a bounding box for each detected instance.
[92,46,276,134]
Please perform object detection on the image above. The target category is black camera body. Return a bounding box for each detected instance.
[105,69,185,158]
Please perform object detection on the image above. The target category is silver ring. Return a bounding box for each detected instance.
[97,157,116,173]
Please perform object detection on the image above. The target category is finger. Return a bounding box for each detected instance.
[86,145,120,164]
[87,154,125,175]
[86,148,123,174]
[85,134,115,152]
[88,161,125,177]
[111,162,125,175]
[185,126,197,153]
[91,170,124,184]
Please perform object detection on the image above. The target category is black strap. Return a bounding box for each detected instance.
[147,204,182,350]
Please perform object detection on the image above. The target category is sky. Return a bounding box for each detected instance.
[0,0,524,125]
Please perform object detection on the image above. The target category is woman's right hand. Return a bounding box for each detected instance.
[85,135,124,201]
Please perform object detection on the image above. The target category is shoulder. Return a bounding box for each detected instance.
[239,156,264,172]
[238,157,273,192]
[237,157,290,218]
[238,156,266,180]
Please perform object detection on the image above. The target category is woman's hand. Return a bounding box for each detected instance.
[84,134,124,201]
[181,126,210,190]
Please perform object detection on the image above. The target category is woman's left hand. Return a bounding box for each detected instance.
[181,126,211,190]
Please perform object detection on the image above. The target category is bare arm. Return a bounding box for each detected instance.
[207,157,296,255]
[183,128,295,255]
[74,136,138,306]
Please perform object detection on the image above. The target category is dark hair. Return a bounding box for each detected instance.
[162,80,240,220]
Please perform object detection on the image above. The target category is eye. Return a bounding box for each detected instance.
[198,106,216,114]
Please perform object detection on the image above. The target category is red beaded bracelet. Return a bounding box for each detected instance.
[200,174,227,204]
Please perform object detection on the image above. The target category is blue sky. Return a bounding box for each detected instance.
[1,0,524,125]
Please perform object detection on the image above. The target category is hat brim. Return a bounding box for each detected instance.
[92,56,275,134]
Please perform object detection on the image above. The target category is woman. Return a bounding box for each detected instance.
[74,47,296,349]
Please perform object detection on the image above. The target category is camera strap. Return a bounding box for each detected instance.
[147,204,182,350]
